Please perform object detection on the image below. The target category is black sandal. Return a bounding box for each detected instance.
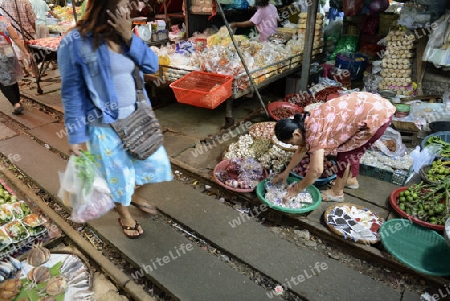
[12,105,24,115]
[118,218,143,239]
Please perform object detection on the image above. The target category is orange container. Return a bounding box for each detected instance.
[169,71,233,109]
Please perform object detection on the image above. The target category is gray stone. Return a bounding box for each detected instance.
[89,209,283,301]
[304,240,317,248]
[294,229,310,240]
[0,97,56,129]
[28,122,70,155]
[0,135,67,195]
[92,272,119,299]
[0,123,17,140]
[138,181,404,301]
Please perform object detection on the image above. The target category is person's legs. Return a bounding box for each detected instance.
[0,82,23,114]
[323,117,393,201]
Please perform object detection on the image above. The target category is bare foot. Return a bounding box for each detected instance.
[321,189,344,202]
[118,217,143,238]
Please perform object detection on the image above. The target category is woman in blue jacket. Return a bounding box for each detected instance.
[57,0,172,239]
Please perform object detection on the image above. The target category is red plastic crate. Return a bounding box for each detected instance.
[169,71,233,109]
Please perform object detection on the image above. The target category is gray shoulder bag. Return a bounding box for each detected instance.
[110,66,164,160]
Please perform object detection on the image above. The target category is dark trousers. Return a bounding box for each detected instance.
[0,82,20,106]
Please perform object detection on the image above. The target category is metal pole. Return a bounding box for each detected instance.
[214,0,269,118]
[72,0,78,22]
[299,0,318,91]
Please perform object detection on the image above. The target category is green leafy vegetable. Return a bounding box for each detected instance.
[74,151,96,193]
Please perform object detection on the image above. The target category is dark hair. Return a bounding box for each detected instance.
[76,0,123,49]
[274,112,310,142]
[255,0,270,7]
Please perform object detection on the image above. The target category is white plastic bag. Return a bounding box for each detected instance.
[410,145,442,173]
[371,127,407,157]
[58,152,115,223]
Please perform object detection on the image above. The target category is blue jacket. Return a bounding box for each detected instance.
[57,29,159,144]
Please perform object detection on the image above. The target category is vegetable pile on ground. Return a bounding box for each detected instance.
[215,158,266,190]
[424,136,450,159]
[395,181,450,226]
[426,160,450,182]
[292,155,338,178]
[270,106,302,120]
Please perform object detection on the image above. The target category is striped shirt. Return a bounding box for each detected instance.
[0,0,36,39]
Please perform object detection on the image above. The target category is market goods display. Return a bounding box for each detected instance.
[248,122,276,140]
[271,135,298,152]
[422,134,450,159]
[214,158,267,192]
[378,26,416,95]
[267,102,303,121]
[420,161,450,184]
[223,131,293,173]
[324,203,384,244]
[0,180,49,260]
[283,93,322,108]
[360,149,413,173]
[390,182,450,230]
[16,253,93,300]
[291,155,337,185]
[27,37,62,51]
[256,178,322,214]
[298,12,324,52]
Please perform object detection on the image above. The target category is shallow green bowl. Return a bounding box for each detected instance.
[256,177,322,214]
[380,219,450,276]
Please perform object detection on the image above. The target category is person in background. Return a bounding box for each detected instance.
[229,0,278,42]
[0,15,29,114]
[271,92,395,202]
[0,0,36,77]
[57,0,172,239]
[29,0,59,39]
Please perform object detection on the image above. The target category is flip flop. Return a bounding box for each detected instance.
[345,184,359,189]
[118,218,143,239]
[131,201,158,215]
[321,191,344,202]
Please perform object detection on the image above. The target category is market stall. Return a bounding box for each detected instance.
[26,37,62,94]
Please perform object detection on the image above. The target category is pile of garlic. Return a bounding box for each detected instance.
[223,136,293,173]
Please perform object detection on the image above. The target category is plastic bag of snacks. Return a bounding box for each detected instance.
[58,152,114,223]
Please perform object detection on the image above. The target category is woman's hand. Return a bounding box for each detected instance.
[69,143,87,156]
[107,6,132,46]
[271,171,289,185]
[283,183,301,203]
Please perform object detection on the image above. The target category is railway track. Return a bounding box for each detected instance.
[0,94,443,301]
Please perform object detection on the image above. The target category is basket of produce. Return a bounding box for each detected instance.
[169,71,233,109]
[267,102,303,121]
[283,92,320,108]
[248,122,276,140]
[380,219,450,276]
[0,204,14,225]
[0,227,12,251]
[419,161,450,185]
[256,177,322,214]
[272,135,298,152]
[324,203,384,244]
[290,155,337,186]
[214,158,268,193]
[389,183,449,231]
[420,131,450,160]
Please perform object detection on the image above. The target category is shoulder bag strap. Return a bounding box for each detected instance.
[133,65,147,103]
[0,32,12,45]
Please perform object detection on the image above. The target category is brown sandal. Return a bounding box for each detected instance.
[118,218,143,239]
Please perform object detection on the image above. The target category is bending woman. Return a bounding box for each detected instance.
[271,92,395,202]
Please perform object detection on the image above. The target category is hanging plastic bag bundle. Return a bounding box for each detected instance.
[58,151,115,223]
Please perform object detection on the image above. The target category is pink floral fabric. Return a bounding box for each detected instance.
[305,92,396,156]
